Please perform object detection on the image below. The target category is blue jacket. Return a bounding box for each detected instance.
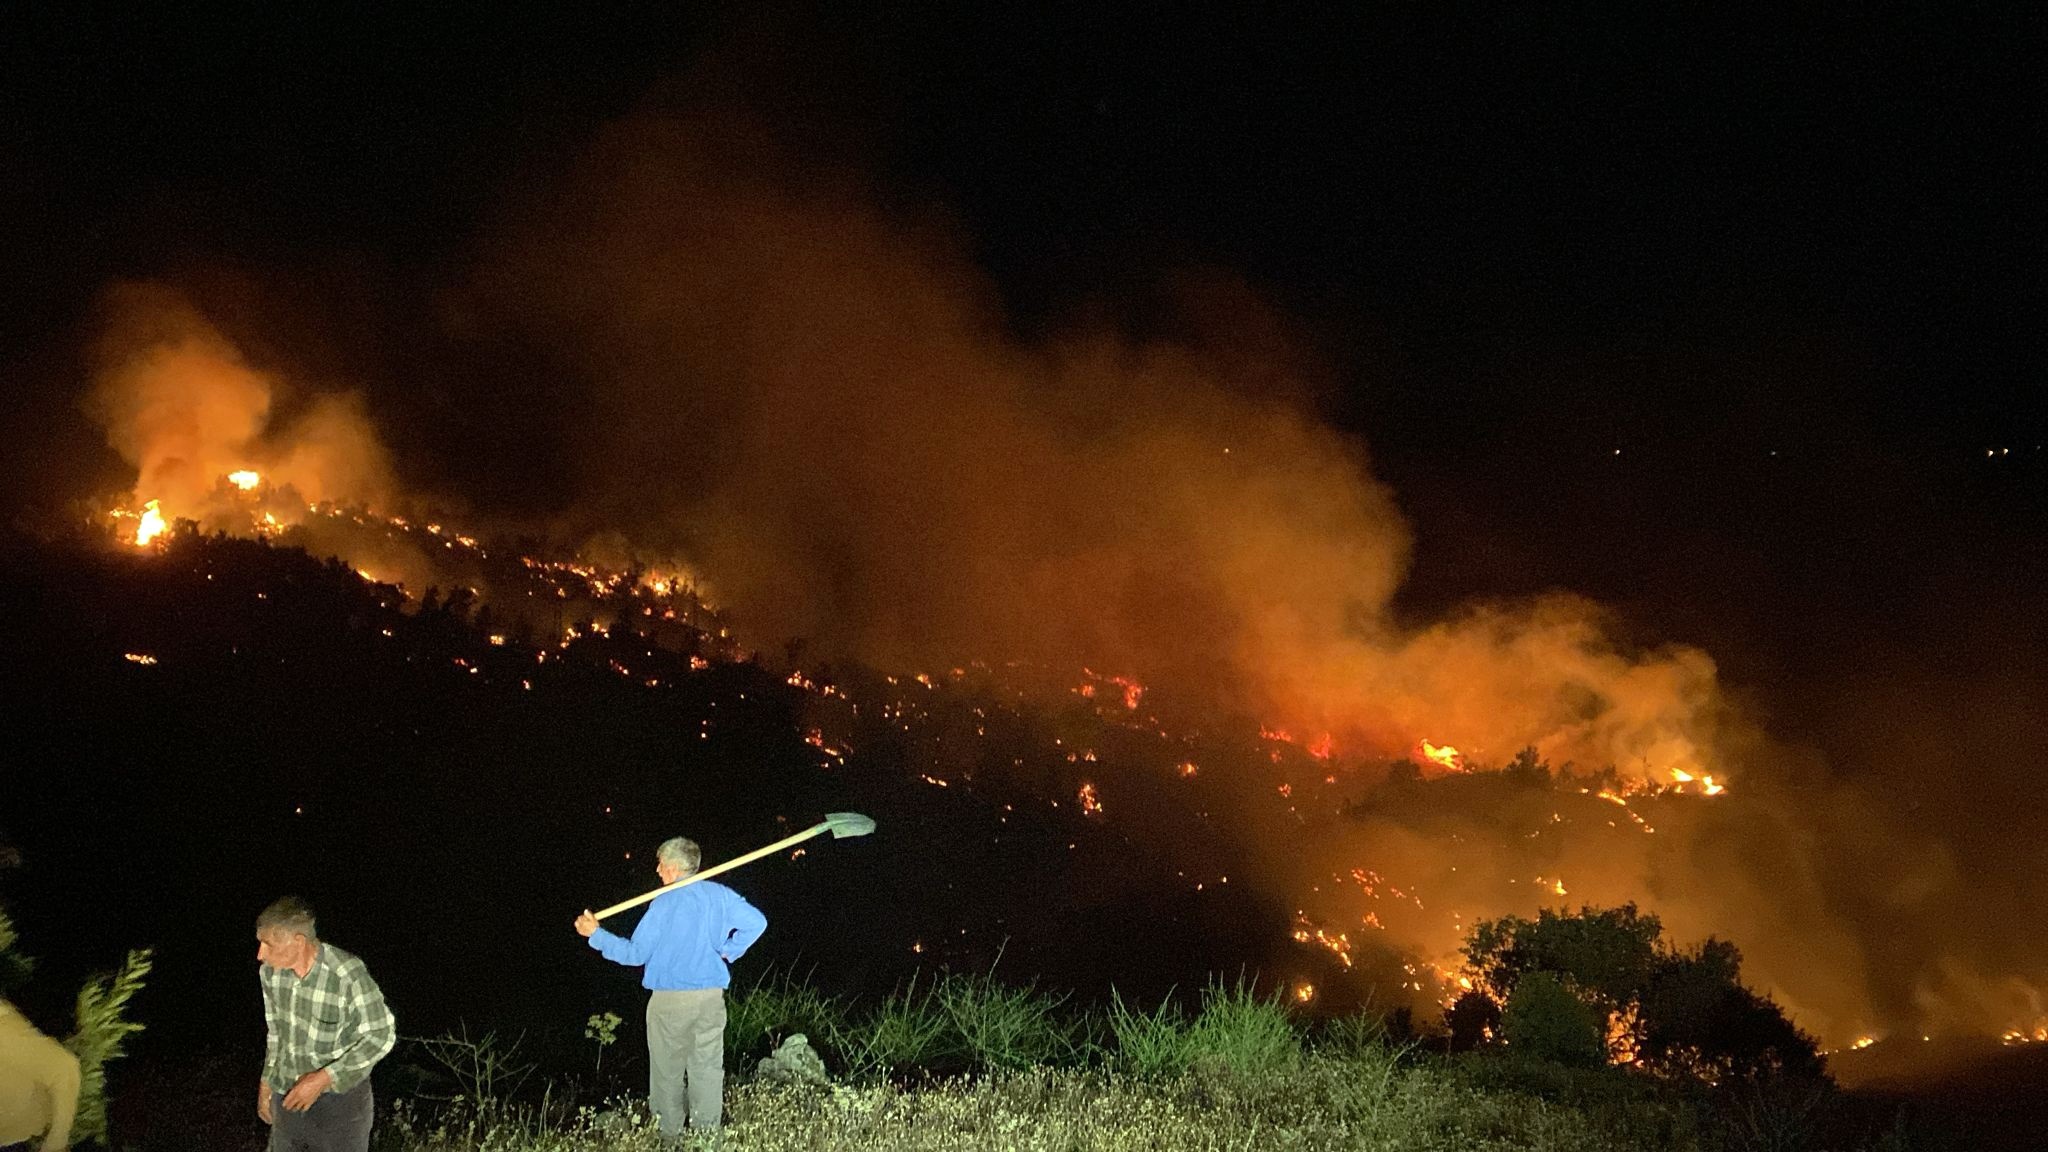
[588,880,766,990]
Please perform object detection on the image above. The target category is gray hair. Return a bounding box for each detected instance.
[256,895,317,941]
[656,837,701,874]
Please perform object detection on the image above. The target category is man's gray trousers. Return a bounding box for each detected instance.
[647,988,726,1134]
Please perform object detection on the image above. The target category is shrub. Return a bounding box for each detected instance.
[65,947,153,1144]
[1502,971,1607,1068]
[1465,905,1820,1085]
[403,1024,538,1109]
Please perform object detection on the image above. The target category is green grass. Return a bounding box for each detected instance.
[383,1051,1686,1152]
[1181,976,1300,1080]
[377,971,1734,1151]
[829,971,952,1079]
[725,967,850,1069]
[935,969,1080,1071]
[1104,986,1189,1078]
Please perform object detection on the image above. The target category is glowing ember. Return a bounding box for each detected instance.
[1078,781,1103,815]
[1078,668,1146,710]
[1306,732,1334,759]
[122,653,157,665]
[227,470,261,490]
[134,500,167,546]
[1291,913,1355,968]
[1419,740,1465,773]
[1293,982,1316,1004]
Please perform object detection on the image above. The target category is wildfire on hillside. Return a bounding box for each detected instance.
[66,276,2038,1053]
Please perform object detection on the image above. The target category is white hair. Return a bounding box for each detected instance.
[656,837,700,874]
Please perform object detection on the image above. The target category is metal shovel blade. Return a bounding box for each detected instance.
[823,811,877,838]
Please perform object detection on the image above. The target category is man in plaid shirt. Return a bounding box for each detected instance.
[254,897,395,1151]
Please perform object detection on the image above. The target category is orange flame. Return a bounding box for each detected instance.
[227,469,261,491]
[134,500,167,547]
[1078,781,1103,815]
[1419,740,1465,773]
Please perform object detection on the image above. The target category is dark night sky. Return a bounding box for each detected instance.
[2,5,2043,900]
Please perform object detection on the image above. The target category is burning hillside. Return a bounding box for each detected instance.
[48,117,2043,1053]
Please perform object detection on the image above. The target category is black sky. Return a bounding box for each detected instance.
[3,5,2043,844]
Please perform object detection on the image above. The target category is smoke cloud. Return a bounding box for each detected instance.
[84,281,394,517]
[467,115,1725,782]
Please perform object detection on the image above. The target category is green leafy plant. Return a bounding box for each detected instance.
[65,947,154,1144]
[582,1011,620,1076]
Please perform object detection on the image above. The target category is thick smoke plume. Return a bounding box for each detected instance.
[447,114,2027,1046]
[85,281,394,517]
[470,116,1723,782]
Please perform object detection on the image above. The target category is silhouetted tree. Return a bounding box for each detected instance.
[1446,989,1501,1052]
[1501,746,1552,787]
[1465,903,1663,1009]
[1640,940,1822,1082]
[1463,905,1821,1084]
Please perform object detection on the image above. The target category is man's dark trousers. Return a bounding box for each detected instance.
[270,1082,373,1152]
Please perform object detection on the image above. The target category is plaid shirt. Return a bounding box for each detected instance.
[260,942,396,1095]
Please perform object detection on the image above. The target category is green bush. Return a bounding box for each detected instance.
[65,947,153,1144]
[1502,971,1608,1068]
[1452,1048,1708,1150]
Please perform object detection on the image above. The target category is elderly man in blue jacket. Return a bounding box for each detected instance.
[576,836,766,1140]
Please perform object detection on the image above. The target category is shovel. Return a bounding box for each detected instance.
[590,811,877,921]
